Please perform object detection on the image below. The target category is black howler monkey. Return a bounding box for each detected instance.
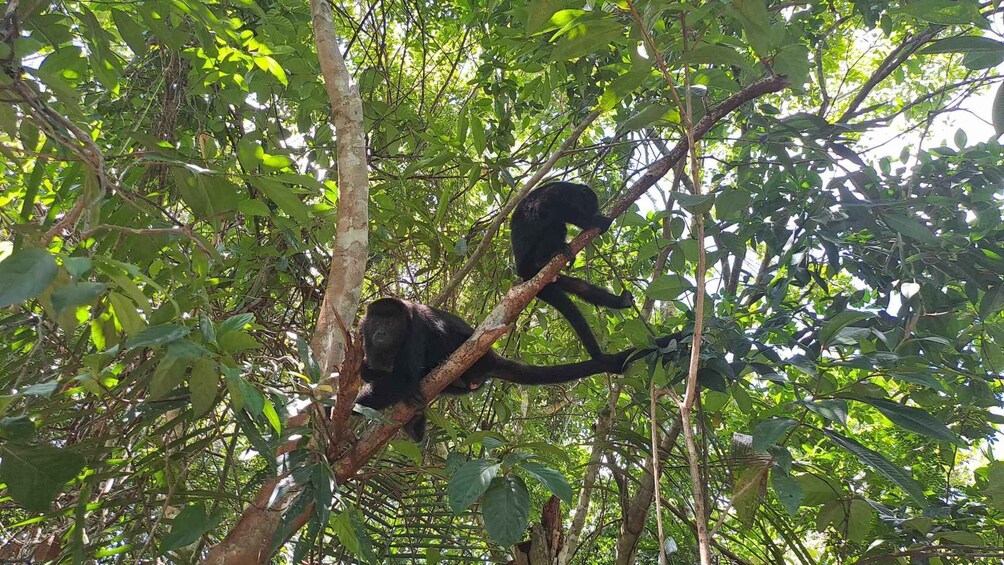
[510,181,633,359]
[355,297,638,440]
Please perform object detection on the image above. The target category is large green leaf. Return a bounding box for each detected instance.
[771,470,802,515]
[819,310,873,347]
[880,213,939,245]
[189,358,219,418]
[0,248,58,308]
[0,443,85,512]
[125,323,190,349]
[448,459,501,514]
[822,430,928,506]
[161,503,213,551]
[481,476,531,547]
[856,398,962,445]
[993,81,1004,137]
[51,282,106,315]
[752,418,796,452]
[519,461,572,503]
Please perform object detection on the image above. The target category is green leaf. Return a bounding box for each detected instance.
[189,358,219,418]
[218,313,254,335]
[447,458,501,514]
[993,82,1004,137]
[674,192,716,215]
[0,415,35,443]
[923,36,1004,69]
[683,43,749,69]
[150,355,187,399]
[880,212,939,245]
[0,443,85,512]
[920,36,1004,55]
[772,43,811,90]
[248,178,311,223]
[822,429,928,506]
[620,103,675,132]
[526,0,564,33]
[886,371,946,393]
[846,499,875,543]
[108,292,145,336]
[261,398,281,433]
[261,154,294,169]
[253,55,288,86]
[954,128,968,149]
[331,508,377,563]
[729,0,781,58]
[217,331,261,353]
[237,136,264,169]
[715,189,752,220]
[0,248,58,308]
[481,476,531,547]
[898,0,984,26]
[51,282,107,315]
[110,9,148,56]
[125,323,190,349]
[796,473,842,505]
[646,274,689,301]
[470,115,486,155]
[550,20,622,61]
[238,199,272,216]
[226,375,264,416]
[752,418,796,452]
[980,283,1004,319]
[62,257,92,279]
[771,470,802,515]
[519,461,572,503]
[857,398,962,445]
[598,62,653,111]
[161,503,211,551]
[801,399,848,427]
[819,310,873,347]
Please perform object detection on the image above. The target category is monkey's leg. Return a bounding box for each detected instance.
[537,283,604,358]
[556,274,633,309]
[403,413,427,442]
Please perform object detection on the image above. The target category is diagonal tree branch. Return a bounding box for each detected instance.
[208,73,789,562]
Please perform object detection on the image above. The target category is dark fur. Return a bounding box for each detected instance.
[356,297,636,440]
[510,182,633,359]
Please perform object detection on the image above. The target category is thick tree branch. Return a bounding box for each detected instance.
[308,0,370,379]
[338,74,789,482]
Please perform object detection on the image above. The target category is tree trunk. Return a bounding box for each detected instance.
[202,1,368,562]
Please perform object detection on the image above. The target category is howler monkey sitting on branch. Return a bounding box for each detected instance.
[355,297,667,440]
[510,182,633,360]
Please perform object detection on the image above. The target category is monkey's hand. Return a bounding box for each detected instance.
[594,214,614,234]
[556,243,576,264]
[407,391,428,409]
[617,290,635,309]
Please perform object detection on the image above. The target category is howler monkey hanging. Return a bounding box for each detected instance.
[355,297,640,440]
[510,181,633,359]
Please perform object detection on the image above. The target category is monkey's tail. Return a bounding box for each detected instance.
[489,348,634,385]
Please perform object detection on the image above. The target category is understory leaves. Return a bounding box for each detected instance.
[0,248,57,308]
[0,443,85,512]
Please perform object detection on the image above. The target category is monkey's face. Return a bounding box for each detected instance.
[362,313,407,372]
